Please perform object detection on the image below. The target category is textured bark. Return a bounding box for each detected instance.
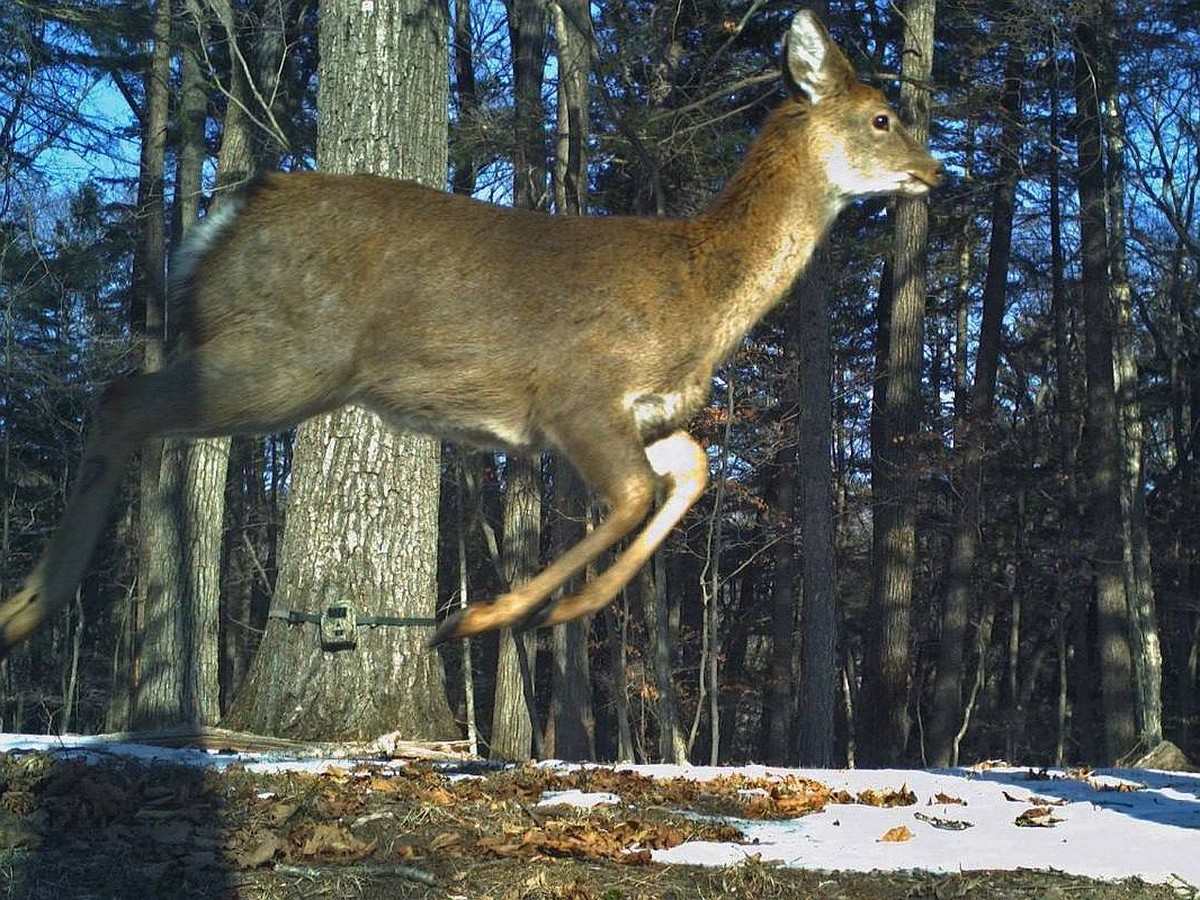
[862,0,936,767]
[506,0,548,210]
[451,0,479,197]
[1073,4,1136,763]
[1104,60,1163,749]
[551,0,590,215]
[545,0,601,758]
[645,555,687,763]
[129,0,188,729]
[490,454,540,760]
[225,0,456,741]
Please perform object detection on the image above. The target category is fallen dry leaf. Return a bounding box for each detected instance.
[1015,806,1064,828]
[932,792,966,806]
[287,821,376,861]
[230,830,284,869]
[878,825,914,842]
[857,785,917,808]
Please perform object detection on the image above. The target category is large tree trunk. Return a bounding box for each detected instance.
[861,0,937,767]
[1073,2,1136,763]
[928,44,1024,767]
[1103,55,1163,750]
[225,0,457,740]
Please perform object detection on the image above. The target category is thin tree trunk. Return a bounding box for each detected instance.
[764,344,798,765]
[551,0,590,216]
[451,0,479,197]
[490,454,541,759]
[928,44,1024,766]
[1049,52,1089,762]
[128,0,177,729]
[487,0,550,760]
[796,254,837,767]
[141,32,225,723]
[546,460,595,759]
[646,553,686,762]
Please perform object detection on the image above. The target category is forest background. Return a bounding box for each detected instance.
[1,0,1196,773]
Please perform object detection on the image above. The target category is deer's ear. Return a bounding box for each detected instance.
[783,10,858,104]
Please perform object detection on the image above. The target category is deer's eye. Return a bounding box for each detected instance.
[872,114,891,132]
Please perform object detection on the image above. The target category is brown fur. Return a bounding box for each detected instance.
[0,11,940,653]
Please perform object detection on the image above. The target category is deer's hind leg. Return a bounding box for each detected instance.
[431,418,664,644]
[529,431,708,628]
[0,344,346,655]
[0,370,176,653]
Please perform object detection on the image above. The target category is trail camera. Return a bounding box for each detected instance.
[319,603,357,650]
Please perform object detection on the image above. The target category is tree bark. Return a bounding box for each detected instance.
[547,460,595,759]
[490,454,540,759]
[862,0,937,767]
[764,338,798,765]
[1103,54,1163,750]
[1073,2,1136,763]
[225,0,457,741]
[506,0,548,210]
[551,0,591,215]
[645,554,687,762]
[129,0,191,729]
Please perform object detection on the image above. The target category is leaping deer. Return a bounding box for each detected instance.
[0,10,940,655]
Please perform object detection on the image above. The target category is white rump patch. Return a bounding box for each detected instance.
[169,196,245,291]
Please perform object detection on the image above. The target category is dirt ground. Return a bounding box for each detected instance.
[0,751,1190,900]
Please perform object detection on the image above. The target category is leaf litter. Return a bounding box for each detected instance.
[0,748,1191,899]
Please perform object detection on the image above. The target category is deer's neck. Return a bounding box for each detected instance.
[687,102,840,360]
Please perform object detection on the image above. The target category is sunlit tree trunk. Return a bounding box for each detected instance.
[129,0,193,729]
[489,0,551,758]
[1073,1,1136,763]
[1104,57,1163,750]
[226,0,457,740]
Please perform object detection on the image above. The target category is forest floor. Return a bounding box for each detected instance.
[0,740,1195,899]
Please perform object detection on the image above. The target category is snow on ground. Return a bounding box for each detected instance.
[2,733,1197,888]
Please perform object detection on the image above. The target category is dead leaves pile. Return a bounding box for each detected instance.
[0,750,1152,888]
[0,753,837,882]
